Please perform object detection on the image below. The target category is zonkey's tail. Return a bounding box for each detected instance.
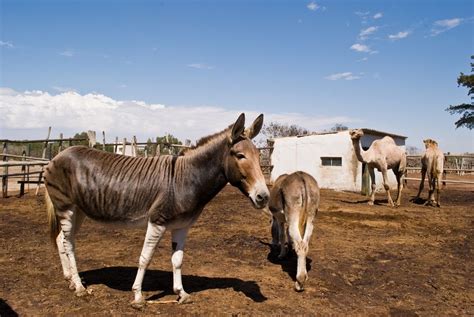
[45,189,61,247]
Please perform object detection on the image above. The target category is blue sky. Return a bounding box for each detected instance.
[1,0,473,152]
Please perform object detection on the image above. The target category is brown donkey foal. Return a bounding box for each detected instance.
[268,171,320,291]
[44,113,269,308]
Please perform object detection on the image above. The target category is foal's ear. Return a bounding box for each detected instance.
[245,114,264,139]
[231,113,246,142]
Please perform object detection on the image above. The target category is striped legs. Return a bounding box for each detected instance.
[171,227,191,304]
[57,209,86,296]
[131,222,166,308]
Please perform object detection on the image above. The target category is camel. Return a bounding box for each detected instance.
[413,139,444,207]
[349,129,406,207]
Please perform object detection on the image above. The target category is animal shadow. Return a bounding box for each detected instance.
[80,266,267,302]
[410,196,427,205]
[0,298,18,317]
[260,241,312,282]
[341,198,389,206]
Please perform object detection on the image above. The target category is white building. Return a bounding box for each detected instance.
[270,129,407,194]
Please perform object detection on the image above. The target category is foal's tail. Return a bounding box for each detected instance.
[45,189,61,247]
[298,177,310,237]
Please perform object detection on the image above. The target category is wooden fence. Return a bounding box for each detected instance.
[404,154,474,185]
[0,128,191,198]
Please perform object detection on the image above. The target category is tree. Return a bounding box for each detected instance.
[156,134,182,154]
[261,122,309,139]
[73,131,90,146]
[330,123,349,132]
[445,56,474,129]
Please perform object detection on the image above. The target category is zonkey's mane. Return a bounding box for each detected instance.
[180,124,233,156]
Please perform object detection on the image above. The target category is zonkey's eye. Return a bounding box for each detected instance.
[236,153,246,160]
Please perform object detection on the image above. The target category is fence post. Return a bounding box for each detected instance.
[87,130,97,148]
[2,141,8,198]
[59,133,64,152]
[27,143,31,192]
[114,136,118,154]
[155,137,160,157]
[36,126,51,196]
[20,150,26,197]
[102,131,106,151]
[122,138,127,155]
[132,136,138,157]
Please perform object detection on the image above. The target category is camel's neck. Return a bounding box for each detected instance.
[352,138,370,163]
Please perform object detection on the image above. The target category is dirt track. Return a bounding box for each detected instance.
[1,183,473,316]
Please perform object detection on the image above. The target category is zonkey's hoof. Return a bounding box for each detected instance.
[131,299,146,310]
[178,293,192,304]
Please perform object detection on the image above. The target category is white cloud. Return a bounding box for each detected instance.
[307,2,319,11]
[0,88,358,142]
[388,31,411,40]
[355,11,370,17]
[187,63,214,70]
[431,18,463,36]
[359,26,378,40]
[59,50,75,57]
[350,43,372,53]
[52,86,78,93]
[325,72,361,81]
[373,12,383,19]
[0,41,14,48]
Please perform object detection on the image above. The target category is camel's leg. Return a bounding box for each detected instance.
[131,222,166,309]
[368,167,376,205]
[415,168,426,200]
[171,227,191,304]
[381,169,394,207]
[394,170,404,206]
[287,213,308,292]
[436,175,441,207]
[426,173,438,206]
[57,209,87,296]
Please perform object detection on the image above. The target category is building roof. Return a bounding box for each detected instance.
[270,128,407,141]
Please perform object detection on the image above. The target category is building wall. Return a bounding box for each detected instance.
[270,131,405,192]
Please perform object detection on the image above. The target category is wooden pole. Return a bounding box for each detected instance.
[2,141,8,198]
[20,150,26,197]
[36,127,51,195]
[114,136,118,154]
[27,144,31,192]
[102,131,106,151]
[132,136,138,157]
[122,138,127,155]
[59,133,64,152]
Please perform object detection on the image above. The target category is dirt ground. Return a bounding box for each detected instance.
[1,180,473,316]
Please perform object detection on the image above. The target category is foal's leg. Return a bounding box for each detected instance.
[58,209,87,296]
[131,222,166,308]
[270,216,280,249]
[171,227,191,304]
[287,212,307,291]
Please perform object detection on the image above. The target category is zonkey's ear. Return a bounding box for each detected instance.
[231,113,246,143]
[245,114,264,139]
